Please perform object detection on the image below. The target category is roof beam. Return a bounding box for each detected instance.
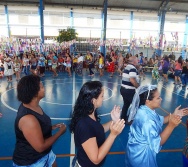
[158,0,169,16]
[0,1,188,13]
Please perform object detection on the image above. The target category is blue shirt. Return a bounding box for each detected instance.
[126,105,164,167]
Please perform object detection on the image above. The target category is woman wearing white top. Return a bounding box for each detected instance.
[4,56,14,82]
[76,53,83,76]
[13,56,21,81]
[22,54,30,76]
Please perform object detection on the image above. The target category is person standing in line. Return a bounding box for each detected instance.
[126,85,188,167]
[70,81,125,167]
[120,56,139,124]
[13,75,66,167]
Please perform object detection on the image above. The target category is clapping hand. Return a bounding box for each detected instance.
[111,105,121,123]
[173,105,188,118]
[110,119,125,136]
[169,114,182,128]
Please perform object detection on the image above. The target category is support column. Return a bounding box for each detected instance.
[70,8,74,53]
[100,0,108,57]
[129,11,133,53]
[182,15,188,59]
[156,10,166,56]
[4,5,10,38]
[39,0,44,44]
[70,8,74,28]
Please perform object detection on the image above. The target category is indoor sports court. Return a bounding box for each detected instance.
[0,72,187,167]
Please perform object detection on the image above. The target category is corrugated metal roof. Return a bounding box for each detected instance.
[0,0,188,13]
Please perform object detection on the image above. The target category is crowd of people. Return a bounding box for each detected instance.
[0,48,188,88]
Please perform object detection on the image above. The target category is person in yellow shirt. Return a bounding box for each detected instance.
[73,56,78,71]
[99,52,104,77]
[85,51,90,71]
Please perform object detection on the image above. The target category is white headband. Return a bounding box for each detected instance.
[127,84,157,122]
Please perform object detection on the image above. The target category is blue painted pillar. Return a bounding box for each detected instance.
[129,11,133,53]
[70,8,74,28]
[39,0,44,44]
[182,15,188,59]
[4,5,10,37]
[70,8,74,53]
[157,10,166,57]
[100,0,108,57]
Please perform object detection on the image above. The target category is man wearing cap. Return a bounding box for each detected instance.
[120,56,139,124]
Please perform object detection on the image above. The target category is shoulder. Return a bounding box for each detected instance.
[77,117,90,127]
[76,117,98,131]
[18,114,39,131]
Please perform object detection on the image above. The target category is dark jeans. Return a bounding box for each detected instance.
[120,87,135,121]
[181,74,188,85]
[23,65,30,75]
[89,63,94,75]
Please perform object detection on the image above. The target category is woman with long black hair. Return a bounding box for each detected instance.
[70,81,125,167]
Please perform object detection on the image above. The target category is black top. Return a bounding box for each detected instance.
[182,66,188,75]
[13,103,52,165]
[74,116,106,167]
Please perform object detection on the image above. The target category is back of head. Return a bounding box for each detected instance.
[74,81,102,115]
[139,88,157,107]
[100,52,104,57]
[17,75,41,104]
[129,56,137,65]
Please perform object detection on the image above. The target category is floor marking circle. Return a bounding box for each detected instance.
[1,80,119,120]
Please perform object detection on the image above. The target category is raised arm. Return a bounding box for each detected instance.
[19,115,66,153]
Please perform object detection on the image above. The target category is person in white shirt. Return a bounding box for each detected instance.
[22,53,30,76]
[76,53,83,76]
[4,56,14,82]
